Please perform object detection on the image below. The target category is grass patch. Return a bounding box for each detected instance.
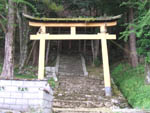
[111,63,150,109]
[0,64,37,79]
[15,74,37,79]
[14,66,37,79]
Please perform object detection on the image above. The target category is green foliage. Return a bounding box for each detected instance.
[43,0,63,12]
[112,63,150,109]
[48,78,55,89]
[119,23,136,42]
[13,0,39,15]
[34,0,63,17]
[63,0,121,17]
[120,0,139,8]
[0,0,7,34]
[120,0,150,63]
[94,58,101,67]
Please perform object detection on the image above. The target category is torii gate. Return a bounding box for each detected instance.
[24,14,121,96]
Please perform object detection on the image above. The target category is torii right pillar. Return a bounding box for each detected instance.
[101,25,112,96]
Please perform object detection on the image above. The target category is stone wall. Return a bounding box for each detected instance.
[0,80,53,113]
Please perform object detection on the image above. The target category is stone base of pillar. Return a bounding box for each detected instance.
[105,87,112,96]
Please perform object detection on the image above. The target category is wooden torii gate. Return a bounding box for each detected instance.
[24,14,121,96]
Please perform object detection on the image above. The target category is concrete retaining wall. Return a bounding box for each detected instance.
[0,80,53,113]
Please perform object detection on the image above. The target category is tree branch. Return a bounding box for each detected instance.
[0,20,6,33]
[0,14,7,20]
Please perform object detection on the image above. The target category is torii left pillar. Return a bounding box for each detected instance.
[38,26,46,79]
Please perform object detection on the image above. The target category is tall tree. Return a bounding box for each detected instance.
[120,0,139,67]
[129,7,138,67]
[1,0,15,78]
[16,5,29,71]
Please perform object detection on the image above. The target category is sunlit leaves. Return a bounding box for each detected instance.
[36,0,63,12]
[47,2,63,12]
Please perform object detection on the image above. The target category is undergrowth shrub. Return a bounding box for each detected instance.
[111,63,150,109]
[48,78,56,89]
[94,58,101,67]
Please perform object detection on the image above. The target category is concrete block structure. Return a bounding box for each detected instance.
[0,80,53,113]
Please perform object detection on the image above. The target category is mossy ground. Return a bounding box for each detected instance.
[87,65,104,79]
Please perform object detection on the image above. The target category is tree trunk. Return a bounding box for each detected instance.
[124,12,130,62]
[79,40,81,52]
[84,40,86,54]
[58,40,62,52]
[95,40,99,59]
[129,8,138,67]
[25,41,36,65]
[45,41,50,65]
[91,40,99,66]
[91,40,94,65]
[1,0,15,78]
[69,40,71,49]
[32,41,39,66]
[18,6,29,71]
[124,42,130,62]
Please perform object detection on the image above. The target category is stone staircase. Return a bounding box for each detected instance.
[52,76,130,113]
[58,54,84,76]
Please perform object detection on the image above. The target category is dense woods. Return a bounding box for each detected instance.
[1,0,150,109]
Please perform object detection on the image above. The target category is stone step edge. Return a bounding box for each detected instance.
[58,73,84,76]
[53,99,103,102]
[53,93,104,98]
[53,107,150,113]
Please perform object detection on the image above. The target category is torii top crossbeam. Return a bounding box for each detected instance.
[24,14,121,27]
[24,14,121,96]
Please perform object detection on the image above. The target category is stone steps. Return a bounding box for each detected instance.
[53,99,108,108]
[53,108,150,113]
[53,76,129,112]
[58,54,84,76]
[53,93,105,100]
[53,60,131,113]
[58,72,84,76]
